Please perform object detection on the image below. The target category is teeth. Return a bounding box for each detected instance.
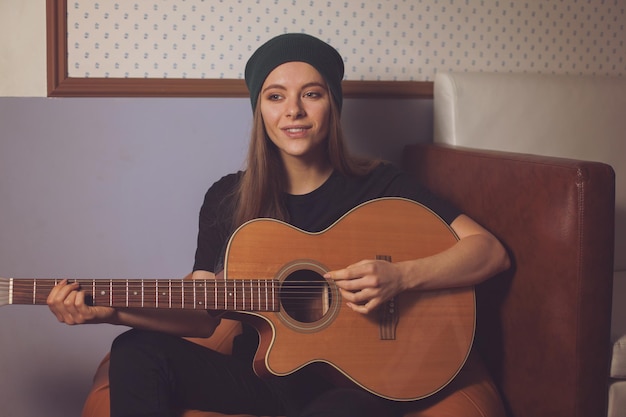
[286,128,306,132]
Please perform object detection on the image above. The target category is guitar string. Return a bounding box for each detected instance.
[10,279,338,307]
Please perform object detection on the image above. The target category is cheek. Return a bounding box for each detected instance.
[259,110,277,133]
[259,104,277,123]
[318,111,331,135]
[260,118,280,146]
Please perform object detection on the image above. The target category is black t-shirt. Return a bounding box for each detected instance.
[193,162,460,273]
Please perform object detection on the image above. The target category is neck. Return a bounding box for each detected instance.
[283,159,333,195]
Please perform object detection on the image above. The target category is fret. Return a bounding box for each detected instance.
[226,280,232,310]
[168,279,172,308]
[233,281,238,310]
[238,281,243,310]
[187,280,195,309]
[180,280,185,309]
[93,280,106,306]
[241,280,245,310]
[239,280,245,310]
[144,280,154,308]
[237,280,242,310]
[249,281,255,311]
[248,280,252,310]
[125,280,136,307]
[252,281,256,310]
[222,280,227,310]
[191,280,196,309]
[198,281,203,309]
[247,280,252,310]
[126,280,143,308]
[246,280,251,310]
[146,279,157,308]
[194,280,205,309]
[191,281,197,308]
[169,279,180,309]
[213,279,219,310]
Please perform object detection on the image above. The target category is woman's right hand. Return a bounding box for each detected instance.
[47,279,117,325]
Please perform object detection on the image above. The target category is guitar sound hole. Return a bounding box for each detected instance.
[280,269,332,324]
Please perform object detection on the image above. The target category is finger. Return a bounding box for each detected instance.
[339,288,359,303]
[73,290,90,315]
[335,273,383,293]
[325,260,375,281]
[346,298,380,315]
[324,268,354,281]
[67,291,90,324]
[62,284,90,322]
[48,280,80,304]
[62,290,79,315]
[47,280,79,320]
[347,302,368,314]
[46,278,68,304]
[340,287,379,306]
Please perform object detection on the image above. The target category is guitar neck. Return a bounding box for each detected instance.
[0,278,279,312]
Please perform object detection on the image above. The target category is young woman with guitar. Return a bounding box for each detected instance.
[46,33,510,417]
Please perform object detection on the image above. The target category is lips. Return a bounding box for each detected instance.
[282,125,310,132]
[281,125,311,137]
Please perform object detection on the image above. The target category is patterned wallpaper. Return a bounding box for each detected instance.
[68,0,625,81]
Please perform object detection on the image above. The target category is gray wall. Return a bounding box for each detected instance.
[0,97,432,417]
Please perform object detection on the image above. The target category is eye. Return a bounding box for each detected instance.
[303,90,323,99]
[266,93,283,101]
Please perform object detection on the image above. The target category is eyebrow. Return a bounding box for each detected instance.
[261,81,327,94]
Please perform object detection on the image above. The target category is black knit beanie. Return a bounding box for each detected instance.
[244,33,344,111]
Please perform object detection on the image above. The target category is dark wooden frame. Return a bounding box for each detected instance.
[46,0,433,98]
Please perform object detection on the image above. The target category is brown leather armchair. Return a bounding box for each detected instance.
[82,144,615,417]
[405,144,615,417]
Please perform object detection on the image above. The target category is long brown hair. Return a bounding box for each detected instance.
[232,94,379,228]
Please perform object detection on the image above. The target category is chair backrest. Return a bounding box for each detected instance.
[404,144,615,417]
[433,72,626,330]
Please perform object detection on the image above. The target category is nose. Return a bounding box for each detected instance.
[286,97,305,118]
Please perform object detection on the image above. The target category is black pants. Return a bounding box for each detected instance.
[109,329,395,417]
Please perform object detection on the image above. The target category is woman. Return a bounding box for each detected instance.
[47,33,510,417]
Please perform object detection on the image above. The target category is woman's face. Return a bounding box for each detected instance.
[259,61,331,166]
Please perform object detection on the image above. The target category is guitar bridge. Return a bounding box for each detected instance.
[380,297,399,340]
[377,254,398,340]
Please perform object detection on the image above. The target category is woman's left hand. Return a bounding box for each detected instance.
[324,260,408,314]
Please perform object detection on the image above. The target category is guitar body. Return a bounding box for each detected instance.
[223,198,475,401]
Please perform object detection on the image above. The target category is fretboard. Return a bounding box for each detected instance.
[2,278,279,312]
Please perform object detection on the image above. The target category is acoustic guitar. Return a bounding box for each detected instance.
[0,197,475,401]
